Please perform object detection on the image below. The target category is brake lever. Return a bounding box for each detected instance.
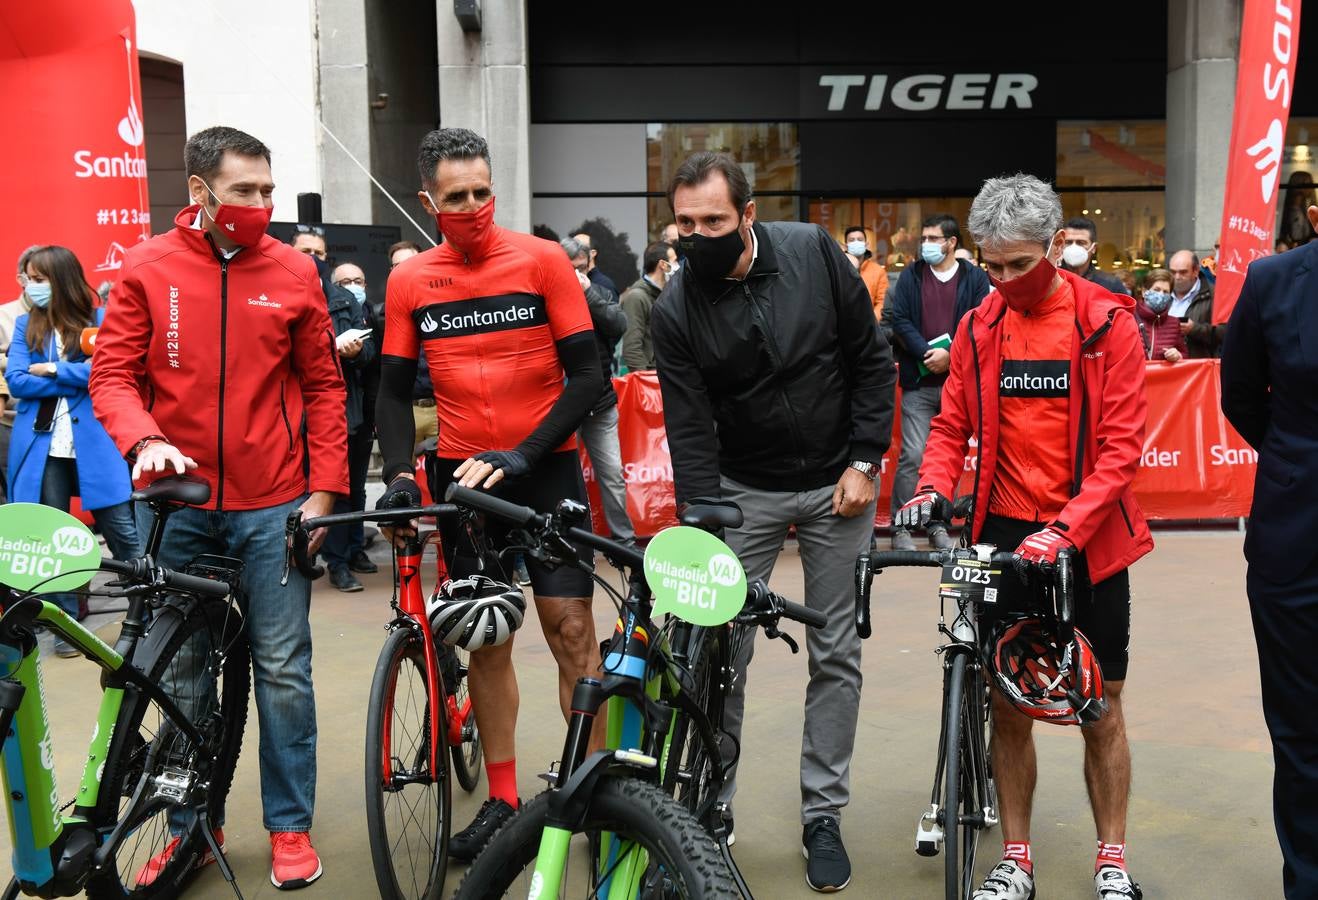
[763,625,800,654]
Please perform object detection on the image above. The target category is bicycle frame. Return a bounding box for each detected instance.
[0,593,210,895]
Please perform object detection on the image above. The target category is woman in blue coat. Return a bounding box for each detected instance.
[9,246,139,654]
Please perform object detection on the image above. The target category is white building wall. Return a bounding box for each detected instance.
[130,0,322,214]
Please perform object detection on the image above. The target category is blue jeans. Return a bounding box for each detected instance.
[41,456,141,617]
[136,497,317,831]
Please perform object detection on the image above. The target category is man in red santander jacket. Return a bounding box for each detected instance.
[90,126,347,890]
[897,175,1152,900]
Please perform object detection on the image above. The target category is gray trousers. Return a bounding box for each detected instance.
[890,384,943,521]
[580,404,635,541]
[718,474,875,823]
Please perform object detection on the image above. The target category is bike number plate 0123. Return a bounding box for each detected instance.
[939,558,1003,605]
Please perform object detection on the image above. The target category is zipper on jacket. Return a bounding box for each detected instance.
[968,315,985,538]
[279,379,294,453]
[742,282,808,472]
[1117,498,1135,537]
[216,258,229,508]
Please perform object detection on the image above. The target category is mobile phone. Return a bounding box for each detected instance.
[33,398,57,433]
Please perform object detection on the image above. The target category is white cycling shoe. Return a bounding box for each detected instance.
[971,859,1036,899]
[1095,865,1143,899]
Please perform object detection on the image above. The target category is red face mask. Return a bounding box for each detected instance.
[435,196,497,258]
[202,181,273,247]
[990,253,1058,313]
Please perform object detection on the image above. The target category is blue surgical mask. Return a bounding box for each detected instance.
[342,283,367,305]
[25,282,51,308]
[846,240,867,257]
[921,241,947,265]
[1143,289,1173,315]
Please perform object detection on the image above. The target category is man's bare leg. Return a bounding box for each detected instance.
[1082,680,1130,843]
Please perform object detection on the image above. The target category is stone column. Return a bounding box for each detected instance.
[315,0,373,224]
[1166,0,1242,256]
[436,0,532,232]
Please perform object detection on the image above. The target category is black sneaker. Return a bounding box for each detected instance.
[802,816,851,892]
[328,567,363,593]
[449,797,518,861]
[348,550,378,574]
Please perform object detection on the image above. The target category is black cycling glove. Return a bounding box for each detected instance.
[376,475,422,510]
[473,450,531,479]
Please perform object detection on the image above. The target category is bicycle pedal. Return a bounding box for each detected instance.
[915,804,943,857]
[538,761,560,786]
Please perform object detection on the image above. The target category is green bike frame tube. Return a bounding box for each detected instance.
[529,825,573,898]
[34,601,124,669]
[75,688,124,811]
[1,643,62,887]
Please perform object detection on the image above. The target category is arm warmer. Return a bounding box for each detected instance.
[377,354,419,483]
[516,331,601,464]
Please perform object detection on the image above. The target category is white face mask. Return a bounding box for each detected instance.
[1061,243,1092,268]
[846,240,867,257]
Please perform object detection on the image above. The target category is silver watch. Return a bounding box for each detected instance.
[848,460,878,481]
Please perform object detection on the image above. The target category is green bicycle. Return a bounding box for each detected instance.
[444,485,825,899]
[1,475,250,899]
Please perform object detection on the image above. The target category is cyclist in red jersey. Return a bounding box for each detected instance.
[897,175,1152,900]
[374,128,603,857]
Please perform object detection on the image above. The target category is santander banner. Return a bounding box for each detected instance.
[1213,0,1303,324]
[583,362,1256,537]
[0,1,150,287]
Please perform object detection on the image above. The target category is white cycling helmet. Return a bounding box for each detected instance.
[427,574,526,651]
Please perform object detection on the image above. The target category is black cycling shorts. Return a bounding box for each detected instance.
[975,514,1131,682]
[425,450,595,599]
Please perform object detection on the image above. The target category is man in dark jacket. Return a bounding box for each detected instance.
[561,237,636,542]
[620,241,678,371]
[1169,249,1223,358]
[1222,214,1318,898]
[1059,216,1129,295]
[652,151,895,893]
[888,213,991,551]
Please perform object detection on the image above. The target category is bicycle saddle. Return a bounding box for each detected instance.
[679,499,744,532]
[131,474,212,507]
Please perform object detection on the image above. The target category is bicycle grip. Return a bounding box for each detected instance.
[444,483,539,527]
[161,567,231,599]
[780,599,827,629]
[854,553,874,639]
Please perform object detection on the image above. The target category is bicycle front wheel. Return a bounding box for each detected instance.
[87,597,250,899]
[661,626,724,827]
[454,778,737,899]
[365,624,451,900]
[942,651,990,900]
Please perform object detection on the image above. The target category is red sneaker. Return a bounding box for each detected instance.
[133,828,224,887]
[270,831,323,890]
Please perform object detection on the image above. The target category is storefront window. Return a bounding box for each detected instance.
[1056,120,1166,189]
[809,197,977,269]
[646,123,799,240]
[1278,118,1318,247]
[1057,190,1166,271]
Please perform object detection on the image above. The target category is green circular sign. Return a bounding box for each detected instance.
[643,526,747,626]
[0,503,101,593]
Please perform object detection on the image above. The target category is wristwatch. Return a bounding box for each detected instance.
[848,460,878,481]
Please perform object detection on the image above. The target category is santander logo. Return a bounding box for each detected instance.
[1247,119,1283,204]
[74,90,148,179]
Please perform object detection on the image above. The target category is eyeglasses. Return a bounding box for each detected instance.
[920,235,947,244]
[336,276,366,287]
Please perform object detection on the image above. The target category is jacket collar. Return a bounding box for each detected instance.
[683,221,779,304]
[970,268,1133,340]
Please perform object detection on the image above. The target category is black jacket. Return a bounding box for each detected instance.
[584,282,627,414]
[889,258,991,390]
[325,284,376,434]
[1222,239,1318,583]
[651,221,897,502]
[1069,263,1129,296]
[1182,276,1223,359]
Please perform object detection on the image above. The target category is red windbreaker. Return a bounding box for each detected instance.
[917,270,1153,582]
[90,206,349,510]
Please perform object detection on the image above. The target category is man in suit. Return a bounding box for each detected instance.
[1221,205,1318,899]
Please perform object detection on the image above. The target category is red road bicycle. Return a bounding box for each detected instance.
[285,499,488,900]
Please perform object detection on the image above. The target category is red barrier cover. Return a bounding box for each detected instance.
[583,361,1256,537]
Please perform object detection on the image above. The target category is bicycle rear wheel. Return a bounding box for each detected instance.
[942,651,990,900]
[86,596,250,899]
[661,626,724,827]
[365,624,451,900]
[441,642,482,793]
[454,778,737,899]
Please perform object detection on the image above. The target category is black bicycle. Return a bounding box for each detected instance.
[855,523,1076,900]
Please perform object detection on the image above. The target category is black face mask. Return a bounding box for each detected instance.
[678,219,747,282]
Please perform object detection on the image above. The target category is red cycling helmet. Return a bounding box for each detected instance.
[989,616,1108,726]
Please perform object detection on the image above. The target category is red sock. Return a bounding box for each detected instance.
[1096,840,1127,872]
[1003,840,1033,874]
[485,758,519,808]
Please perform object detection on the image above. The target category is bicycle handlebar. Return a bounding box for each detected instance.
[100,557,231,599]
[300,503,462,532]
[853,547,1070,640]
